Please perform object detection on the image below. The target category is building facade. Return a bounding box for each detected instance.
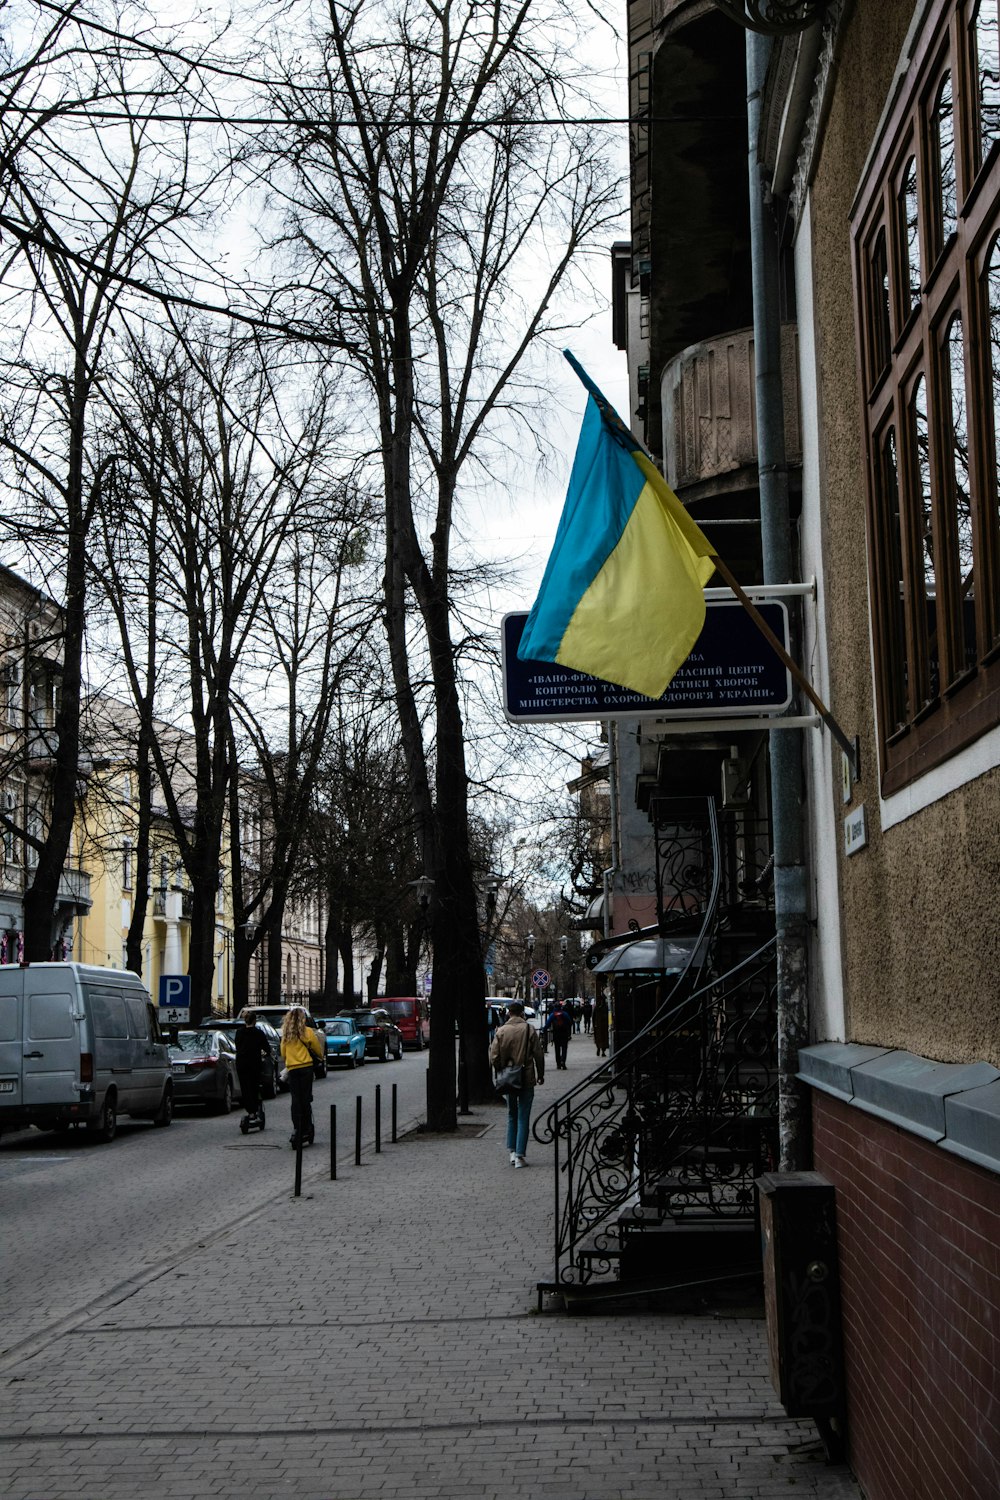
[610,2,1000,1496]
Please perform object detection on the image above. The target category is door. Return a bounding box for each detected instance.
[0,979,23,1107]
[85,984,133,1107]
[22,986,79,1109]
[124,992,162,1110]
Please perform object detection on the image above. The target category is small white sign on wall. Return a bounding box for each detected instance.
[844,804,867,856]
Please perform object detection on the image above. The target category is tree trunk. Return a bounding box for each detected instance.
[187,881,218,1025]
[125,713,153,977]
[23,374,88,963]
[384,922,415,994]
[323,909,340,1006]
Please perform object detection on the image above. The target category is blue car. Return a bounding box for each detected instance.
[321,1017,367,1069]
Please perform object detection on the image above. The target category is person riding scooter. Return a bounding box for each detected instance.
[235,1008,273,1131]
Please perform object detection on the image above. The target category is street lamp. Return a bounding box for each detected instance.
[241,921,261,1005]
[480,876,500,997]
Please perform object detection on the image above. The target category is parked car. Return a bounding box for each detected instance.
[0,962,173,1143]
[318,1016,367,1069]
[372,995,430,1049]
[370,1009,404,1060]
[245,1006,327,1078]
[199,1017,282,1097]
[168,1029,242,1112]
[337,1007,403,1062]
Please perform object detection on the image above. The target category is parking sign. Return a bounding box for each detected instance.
[159,974,191,1024]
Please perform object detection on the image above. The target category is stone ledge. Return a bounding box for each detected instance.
[799,1042,1000,1169]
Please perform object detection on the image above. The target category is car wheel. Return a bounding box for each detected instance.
[153,1085,173,1128]
[218,1077,234,1114]
[262,1064,277,1101]
[88,1094,117,1143]
[380,1041,389,1063]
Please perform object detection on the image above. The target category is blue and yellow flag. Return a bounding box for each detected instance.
[518,386,717,698]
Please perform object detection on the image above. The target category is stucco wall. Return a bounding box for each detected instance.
[808,0,1000,1065]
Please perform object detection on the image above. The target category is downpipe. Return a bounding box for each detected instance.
[747,31,810,1173]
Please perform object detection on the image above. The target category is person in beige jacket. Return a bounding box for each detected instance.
[490,1001,545,1168]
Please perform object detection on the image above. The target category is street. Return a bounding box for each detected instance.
[0,1032,863,1500]
[0,1048,429,1364]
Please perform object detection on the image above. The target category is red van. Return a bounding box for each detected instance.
[374,996,430,1050]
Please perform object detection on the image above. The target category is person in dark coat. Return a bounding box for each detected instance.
[235,1009,273,1118]
[545,999,574,1069]
[592,994,610,1058]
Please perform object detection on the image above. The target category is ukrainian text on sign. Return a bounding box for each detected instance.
[502,603,792,724]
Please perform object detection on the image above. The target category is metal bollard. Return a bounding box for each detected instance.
[375,1084,381,1153]
[355,1095,362,1166]
[392,1083,398,1143]
[330,1104,337,1180]
[294,1133,303,1197]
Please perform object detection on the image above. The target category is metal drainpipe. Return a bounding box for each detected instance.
[747,31,810,1172]
[601,720,622,940]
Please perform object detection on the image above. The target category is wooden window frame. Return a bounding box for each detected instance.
[853,0,1000,795]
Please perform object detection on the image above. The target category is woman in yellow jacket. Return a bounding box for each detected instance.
[280,1007,324,1148]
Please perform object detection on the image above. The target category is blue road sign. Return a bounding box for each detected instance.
[159,974,191,1023]
[502,602,792,724]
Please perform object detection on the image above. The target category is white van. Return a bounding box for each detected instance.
[0,962,173,1142]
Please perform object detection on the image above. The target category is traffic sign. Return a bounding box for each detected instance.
[159,974,191,1024]
[531,968,551,989]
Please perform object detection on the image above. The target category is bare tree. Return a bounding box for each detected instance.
[0,2,227,960]
[261,0,621,1126]
[90,324,364,1020]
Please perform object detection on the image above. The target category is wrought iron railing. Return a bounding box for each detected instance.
[534,795,778,1294]
[534,940,777,1291]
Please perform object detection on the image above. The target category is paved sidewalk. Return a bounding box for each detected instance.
[0,1038,863,1500]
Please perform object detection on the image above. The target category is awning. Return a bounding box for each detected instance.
[590,932,708,975]
[570,893,606,931]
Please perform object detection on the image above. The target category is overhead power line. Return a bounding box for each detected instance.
[5,103,744,130]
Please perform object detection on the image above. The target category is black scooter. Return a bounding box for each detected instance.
[239,1103,266,1134]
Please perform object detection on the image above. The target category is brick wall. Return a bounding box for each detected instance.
[812,1091,1000,1500]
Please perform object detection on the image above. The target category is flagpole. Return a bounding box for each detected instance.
[562,349,860,781]
[710,555,859,777]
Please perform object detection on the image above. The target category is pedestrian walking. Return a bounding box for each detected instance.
[572,998,583,1033]
[593,994,610,1057]
[235,1008,272,1128]
[280,1005,323,1149]
[490,1000,544,1168]
[582,997,593,1033]
[545,998,574,1069]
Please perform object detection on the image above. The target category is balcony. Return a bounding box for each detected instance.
[153,888,193,921]
[24,726,59,770]
[661,324,801,496]
[56,866,91,915]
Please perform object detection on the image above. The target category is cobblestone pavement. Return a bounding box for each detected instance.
[0,1036,864,1499]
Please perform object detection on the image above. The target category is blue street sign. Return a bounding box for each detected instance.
[501,602,792,724]
[158,974,191,1023]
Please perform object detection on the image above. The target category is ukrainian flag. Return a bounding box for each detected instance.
[518,388,717,698]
